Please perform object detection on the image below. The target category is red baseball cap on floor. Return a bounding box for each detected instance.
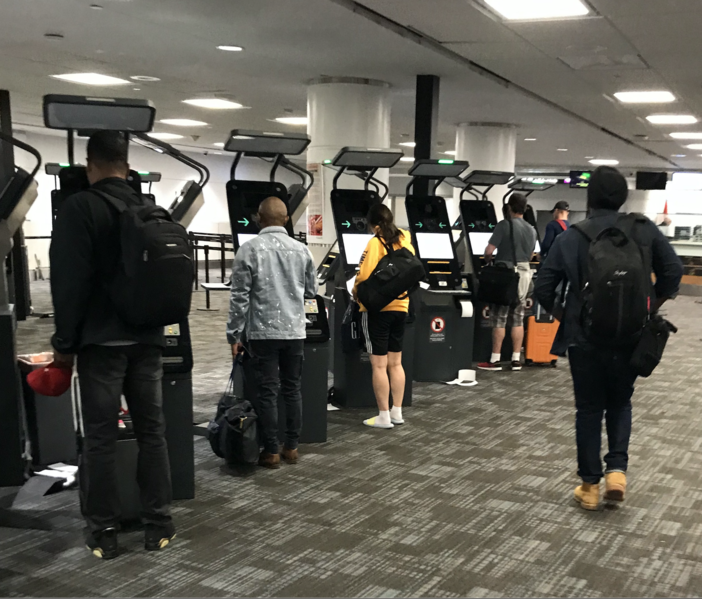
[27,364,72,397]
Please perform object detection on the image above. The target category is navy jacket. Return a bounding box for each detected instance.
[541,219,569,257]
[534,209,683,356]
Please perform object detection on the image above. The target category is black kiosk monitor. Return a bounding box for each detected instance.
[42,94,205,504]
[404,159,475,383]
[222,129,329,443]
[326,147,414,409]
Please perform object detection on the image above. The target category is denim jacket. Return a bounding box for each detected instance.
[226,227,318,344]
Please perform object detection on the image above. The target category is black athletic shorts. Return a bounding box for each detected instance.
[361,311,407,356]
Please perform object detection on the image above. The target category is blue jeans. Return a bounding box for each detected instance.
[568,346,637,484]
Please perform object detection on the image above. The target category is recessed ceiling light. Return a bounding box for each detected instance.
[585,156,595,159]
[614,91,676,104]
[557,148,568,152]
[217,45,244,52]
[400,157,415,163]
[524,138,537,141]
[484,0,588,21]
[669,132,702,140]
[444,151,457,155]
[589,159,619,166]
[51,72,130,85]
[214,142,225,148]
[399,142,416,148]
[646,114,698,125]
[159,119,208,127]
[131,75,161,82]
[685,144,702,150]
[184,98,244,109]
[672,154,687,158]
[147,132,184,140]
[275,117,308,126]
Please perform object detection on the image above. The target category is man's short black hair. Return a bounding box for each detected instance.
[508,193,528,215]
[587,166,628,211]
[87,131,128,167]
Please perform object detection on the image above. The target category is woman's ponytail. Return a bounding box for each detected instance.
[367,204,401,246]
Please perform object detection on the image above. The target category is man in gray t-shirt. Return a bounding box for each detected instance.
[478,193,537,372]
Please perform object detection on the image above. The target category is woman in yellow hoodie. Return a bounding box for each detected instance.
[353,204,416,429]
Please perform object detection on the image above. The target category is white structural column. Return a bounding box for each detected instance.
[454,123,517,221]
[306,77,391,253]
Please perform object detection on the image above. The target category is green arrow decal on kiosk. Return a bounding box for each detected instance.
[439,223,446,229]
[342,221,351,228]
[469,223,475,229]
[488,223,495,229]
[416,222,423,229]
[238,218,250,227]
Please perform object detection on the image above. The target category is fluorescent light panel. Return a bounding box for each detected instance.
[484,0,589,21]
[217,45,243,52]
[669,132,702,140]
[147,132,184,140]
[399,142,416,147]
[646,114,697,125]
[589,159,619,166]
[275,117,308,126]
[51,72,130,85]
[160,119,208,127]
[214,142,225,147]
[183,98,243,109]
[614,91,675,104]
[685,144,702,150]
[444,151,457,155]
[400,157,414,162]
[524,138,537,141]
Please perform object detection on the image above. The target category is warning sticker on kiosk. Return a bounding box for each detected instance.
[430,317,446,343]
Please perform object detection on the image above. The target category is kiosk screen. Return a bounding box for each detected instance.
[238,233,258,247]
[469,232,492,256]
[342,233,373,266]
[416,233,454,260]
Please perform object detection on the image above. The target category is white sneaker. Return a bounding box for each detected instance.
[363,417,394,429]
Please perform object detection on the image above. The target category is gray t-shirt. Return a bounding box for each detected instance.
[489,218,537,268]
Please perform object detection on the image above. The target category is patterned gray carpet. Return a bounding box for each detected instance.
[2,277,702,598]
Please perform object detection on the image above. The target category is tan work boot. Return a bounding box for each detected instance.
[258,452,280,469]
[604,472,627,502]
[574,483,600,511]
[281,447,299,465]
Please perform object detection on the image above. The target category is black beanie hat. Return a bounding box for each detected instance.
[587,166,628,210]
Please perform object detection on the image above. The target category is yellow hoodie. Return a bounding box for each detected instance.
[353,230,416,313]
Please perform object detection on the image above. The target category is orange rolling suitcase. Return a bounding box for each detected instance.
[525,302,559,367]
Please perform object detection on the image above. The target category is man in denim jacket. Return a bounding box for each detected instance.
[226,197,318,468]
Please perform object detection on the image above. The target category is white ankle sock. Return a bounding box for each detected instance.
[512,352,521,362]
[490,353,501,364]
[376,410,391,425]
[390,406,402,420]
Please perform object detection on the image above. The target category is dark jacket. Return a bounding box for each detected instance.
[50,177,164,353]
[540,219,569,256]
[534,209,683,356]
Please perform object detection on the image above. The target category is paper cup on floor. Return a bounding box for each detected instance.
[445,369,478,387]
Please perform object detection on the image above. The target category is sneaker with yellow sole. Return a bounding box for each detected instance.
[604,471,627,502]
[574,482,600,511]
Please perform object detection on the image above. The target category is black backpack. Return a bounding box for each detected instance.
[94,190,194,329]
[356,236,426,313]
[574,214,652,347]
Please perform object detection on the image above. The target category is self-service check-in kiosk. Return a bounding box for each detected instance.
[42,94,209,502]
[327,147,414,409]
[222,130,330,443]
[405,160,475,383]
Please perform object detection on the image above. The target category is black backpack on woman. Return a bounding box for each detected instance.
[356,237,426,313]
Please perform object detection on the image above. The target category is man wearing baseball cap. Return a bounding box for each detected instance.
[540,200,570,258]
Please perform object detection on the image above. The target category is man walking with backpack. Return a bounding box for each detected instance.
[535,166,683,511]
[51,131,178,559]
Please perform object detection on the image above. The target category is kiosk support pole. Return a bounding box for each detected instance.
[413,75,440,197]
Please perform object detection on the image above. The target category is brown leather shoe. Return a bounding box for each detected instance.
[604,472,627,502]
[281,447,299,464]
[258,452,280,469]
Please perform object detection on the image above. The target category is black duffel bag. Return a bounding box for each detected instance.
[630,315,677,378]
[477,219,520,306]
[357,237,426,313]
[207,364,259,466]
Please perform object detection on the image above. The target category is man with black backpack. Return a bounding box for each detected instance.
[50,131,181,559]
[535,166,683,511]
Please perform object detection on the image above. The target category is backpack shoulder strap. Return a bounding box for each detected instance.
[376,235,393,255]
[90,189,130,213]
